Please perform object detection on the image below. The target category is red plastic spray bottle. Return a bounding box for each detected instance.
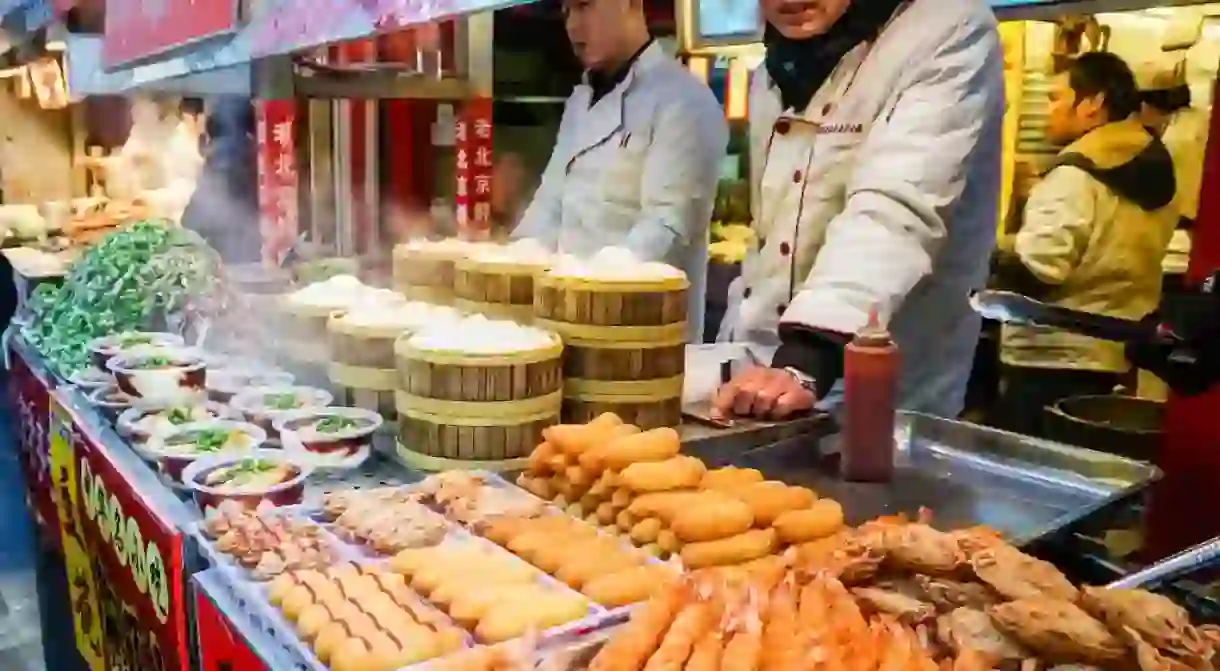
[840,306,899,482]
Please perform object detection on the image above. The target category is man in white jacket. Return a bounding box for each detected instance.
[512,0,729,342]
[712,0,1004,420]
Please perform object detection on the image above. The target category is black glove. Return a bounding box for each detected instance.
[1125,310,1220,397]
[772,324,849,399]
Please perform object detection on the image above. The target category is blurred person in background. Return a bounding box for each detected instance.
[511,0,729,342]
[181,96,263,265]
[993,52,1178,437]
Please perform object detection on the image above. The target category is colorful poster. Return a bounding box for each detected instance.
[10,346,58,546]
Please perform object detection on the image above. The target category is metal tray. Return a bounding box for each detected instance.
[729,411,1160,545]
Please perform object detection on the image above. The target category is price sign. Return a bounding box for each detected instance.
[256,100,300,265]
[10,346,58,546]
[103,0,239,67]
[455,97,493,237]
[52,395,189,671]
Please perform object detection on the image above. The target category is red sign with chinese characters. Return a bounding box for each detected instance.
[454,98,493,237]
[102,0,239,68]
[195,581,268,671]
[51,397,189,671]
[256,100,300,265]
[9,345,59,548]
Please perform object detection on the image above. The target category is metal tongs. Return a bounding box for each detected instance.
[969,290,1161,344]
[1107,536,1220,589]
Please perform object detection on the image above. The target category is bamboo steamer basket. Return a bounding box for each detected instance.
[534,271,688,429]
[394,329,563,469]
[327,311,409,421]
[392,241,472,304]
[275,299,337,369]
[453,256,547,323]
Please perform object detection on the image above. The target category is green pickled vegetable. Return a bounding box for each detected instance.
[21,221,221,378]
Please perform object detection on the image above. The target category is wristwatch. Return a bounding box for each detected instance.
[782,367,818,394]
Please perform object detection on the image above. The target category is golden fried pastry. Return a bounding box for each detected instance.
[644,600,718,671]
[475,590,589,643]
[620,456,707,493]
[723,482,816,526]
[971,543,1078,601]
[628,491,707,524]
[618,509,638,532]
[527,442,558,475]
[658,530,683,555]
[556,550,643,589]
[448,583,542,627]
[583,427,681,473]
[631,518,663,544]
[670,496,754,543]
[582,564,678,608]
[772,499,844,544]
[516,474,557,501]
[1079,586,1210,661]
[935,607,1028,664]
[590,581,687,671]
[680,529,777,570]
[700,467,764,491]
[989,598,1125,665]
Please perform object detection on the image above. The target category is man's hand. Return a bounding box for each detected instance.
[710,365,815,420]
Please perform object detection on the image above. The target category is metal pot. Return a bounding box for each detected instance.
[1044,395,1164,462]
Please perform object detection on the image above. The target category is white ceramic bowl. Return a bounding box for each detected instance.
[68,366,113,390]
[138,419,265,486]
[205,367,296,404]
[182,449,312,513]
[107,346,207,406]
[275,406,383,470]
[229,386,334,440]
[89,331,185,370]
[116,401,238,444]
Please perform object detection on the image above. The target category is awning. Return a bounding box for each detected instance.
[65,0,536,94]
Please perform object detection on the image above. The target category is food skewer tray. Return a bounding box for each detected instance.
[192,485,631,670]
[733,411,1160,545]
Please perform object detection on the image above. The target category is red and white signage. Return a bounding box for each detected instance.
[103,0,240,68]
[256,100,300,265]
[455,98,493,237]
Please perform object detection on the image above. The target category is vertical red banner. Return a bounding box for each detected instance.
[455,98,493,237]
[256,100,300,265]
[195,584,268,671]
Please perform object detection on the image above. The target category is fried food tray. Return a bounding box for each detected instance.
[730,411,1160,546]
[193,475,633,670]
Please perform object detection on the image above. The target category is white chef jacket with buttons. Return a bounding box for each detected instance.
[513,42,729,343]
[719,0,1005,418]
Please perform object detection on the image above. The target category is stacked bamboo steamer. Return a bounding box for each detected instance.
[453,239,552,323]
[394,315,564,470]
[328,301,463,422]
[392,238,486,305]
[276,275,398,375]
[534,250,689,430]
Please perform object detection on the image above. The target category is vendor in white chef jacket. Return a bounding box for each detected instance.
[711,0,1004,420]
[511,0,729,342]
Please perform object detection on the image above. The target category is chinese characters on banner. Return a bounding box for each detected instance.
[256,101,300,265]
[454,98,493,237]
[50,393,190,671]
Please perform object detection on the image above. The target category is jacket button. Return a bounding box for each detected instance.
[775,120,791,135]
[743,287,752,299]
[780,242,791,256]
[792,170,802,183]
[776,303,787,316]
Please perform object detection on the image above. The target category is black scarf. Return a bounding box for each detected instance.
[764,0,906,113]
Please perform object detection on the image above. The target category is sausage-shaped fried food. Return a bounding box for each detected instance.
[628,491,706,524]
[530,535,619,574]
[671,496,754,543]
[658,530,683,555]
[611,488,634,508]
[680,529,777,570]
[543,413,623,457]
[566,465,596,488]
[700,467,764,491]
[684,631,725,671]
[475,590,589,643]
[583,564,680,608]
[620,456,707,493]
[557,550,642,589]
[583,427,681,473]
[516,474,557,501]
[597,502,619,525]
[527,442,558,475]
[772,499,844,544]
[618,509,638,532]
[631,517,664,544]
[725,482,816,526]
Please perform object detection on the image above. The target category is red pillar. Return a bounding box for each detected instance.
[1144,75,1220,559]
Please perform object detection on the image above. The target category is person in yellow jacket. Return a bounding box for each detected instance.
[993,52,1178,437]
